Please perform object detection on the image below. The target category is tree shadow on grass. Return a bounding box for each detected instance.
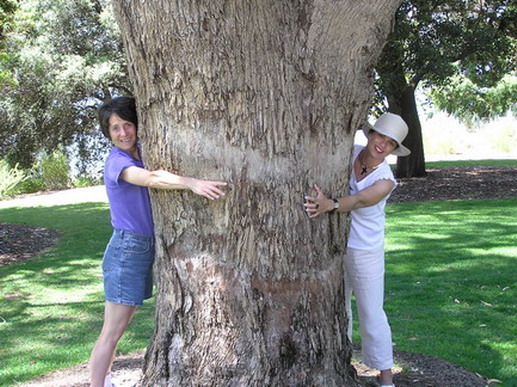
[384,199,517,385]
[0,203,153,386]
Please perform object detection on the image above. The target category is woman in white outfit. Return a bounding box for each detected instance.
[304,113,410,387]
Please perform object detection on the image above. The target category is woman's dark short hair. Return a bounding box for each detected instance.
[98,96,138,138]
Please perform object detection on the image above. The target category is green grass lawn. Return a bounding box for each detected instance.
[1,196,516,385]
[0,203,154,385]
[383,198,517,385]
[425,159,517,168]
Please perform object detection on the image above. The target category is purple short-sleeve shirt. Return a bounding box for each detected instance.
[104,146,154,237]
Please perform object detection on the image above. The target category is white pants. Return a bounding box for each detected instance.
[344,247,394,370]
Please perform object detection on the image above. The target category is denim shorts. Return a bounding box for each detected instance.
[102,229,155,306]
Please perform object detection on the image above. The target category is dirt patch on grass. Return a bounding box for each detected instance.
[0,223,60,266]
[390,166,517,203]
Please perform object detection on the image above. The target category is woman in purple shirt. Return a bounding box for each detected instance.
[89,96,227,387]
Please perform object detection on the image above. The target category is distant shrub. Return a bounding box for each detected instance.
[74,176,99,188]
[11,176,46,195]
[484,119,517,154]
[422,123,462,156]
[0,160,27,198]
[39,149,72,190]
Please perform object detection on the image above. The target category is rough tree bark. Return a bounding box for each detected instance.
[112,1,401,385]
[393,84,426,178]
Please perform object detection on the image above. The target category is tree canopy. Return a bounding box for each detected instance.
[374,0,516,177]
[0,0,18,44]
[0,0,128,176]
[431,72,517,126]
[0,0,18,86]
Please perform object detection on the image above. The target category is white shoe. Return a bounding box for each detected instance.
[104,373,116,387]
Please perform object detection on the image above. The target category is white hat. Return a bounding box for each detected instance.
[363,113,411,156]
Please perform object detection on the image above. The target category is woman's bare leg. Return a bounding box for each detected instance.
[89,302,137,387]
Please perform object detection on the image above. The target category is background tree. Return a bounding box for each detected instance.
[375,0,516,178]
[430,72,517,127]
[0,0,18,45]
[0,0,128,177]
[0,0,18,86]
[112,0,401,385]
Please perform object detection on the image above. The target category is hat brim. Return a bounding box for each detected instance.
[361,127,411,157]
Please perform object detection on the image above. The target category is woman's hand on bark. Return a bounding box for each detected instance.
[304,184,332,218]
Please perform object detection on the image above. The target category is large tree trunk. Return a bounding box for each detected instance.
[393,84,427,178]
[112,1,401,385]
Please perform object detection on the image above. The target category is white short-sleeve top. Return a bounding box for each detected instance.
[347,145,397,250]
